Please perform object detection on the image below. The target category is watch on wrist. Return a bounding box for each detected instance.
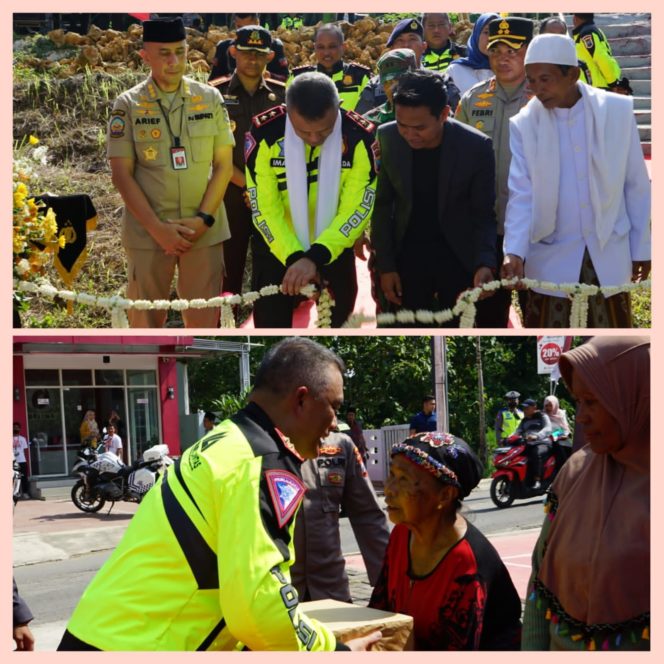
[196,211,215,228]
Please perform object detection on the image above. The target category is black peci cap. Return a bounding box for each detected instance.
[143,18,186,43]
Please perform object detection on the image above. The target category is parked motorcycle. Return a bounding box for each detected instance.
[71,443,172,513]
[12,459,23,506]
[490,429,572,508]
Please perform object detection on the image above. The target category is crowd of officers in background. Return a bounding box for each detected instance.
[104,11,646,329]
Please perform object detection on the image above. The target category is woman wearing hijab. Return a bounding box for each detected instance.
[543,395,571,436]
[445,13,498,94]
[79,410,99,448]
[523,337,650,650]
[370,432,522,650]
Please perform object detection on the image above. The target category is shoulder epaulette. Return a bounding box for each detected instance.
[266,78,286,88]
[252,104,287,128]
[208,75,232,88]
[344,109,375,133]
[347,61,372,74]
[291,65,315,76]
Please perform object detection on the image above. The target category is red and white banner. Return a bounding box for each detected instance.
[537,336,572,376]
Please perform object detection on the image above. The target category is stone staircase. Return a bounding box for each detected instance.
[565,13,651,157]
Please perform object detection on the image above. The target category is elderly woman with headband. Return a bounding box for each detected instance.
[523,337,650,650]
[369,432,522,650]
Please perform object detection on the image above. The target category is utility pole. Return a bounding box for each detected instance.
[432,336,449,432]
[476,337,487,465]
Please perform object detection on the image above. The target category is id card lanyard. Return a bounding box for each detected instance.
[157,98,188,170]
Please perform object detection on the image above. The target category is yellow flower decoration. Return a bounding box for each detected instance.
[29,135,40,145]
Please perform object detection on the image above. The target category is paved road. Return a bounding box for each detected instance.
[13,480,544,651]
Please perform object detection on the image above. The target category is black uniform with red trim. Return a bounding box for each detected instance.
[209,37,289,82]
[208,73,286,296]
[370,521,522,650]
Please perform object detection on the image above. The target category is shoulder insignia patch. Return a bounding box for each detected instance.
[244,132,257,161]
[265,469,305,528]
[352,446,366,472]
[582,34,594,49]
[252,104,286,128]
[345,109,375,133]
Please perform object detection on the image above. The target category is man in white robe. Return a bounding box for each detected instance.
[501,34,650,327]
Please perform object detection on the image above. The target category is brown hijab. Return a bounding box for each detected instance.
[539,336,649,626]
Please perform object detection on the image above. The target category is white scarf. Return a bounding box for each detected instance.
[512,81,634,250]
[285,111,342,250]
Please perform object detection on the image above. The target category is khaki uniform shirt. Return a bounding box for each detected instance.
[456,77,532,235]
[107,76,234,249]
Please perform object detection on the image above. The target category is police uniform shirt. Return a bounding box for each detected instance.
[292,433,389,602]
[211,73,286,174]
[572,22,621,88]
[289,61,371,110]
[107,76,234,250]
[455,77,532,234]
[245,106,378,268]
[422,40,467,72]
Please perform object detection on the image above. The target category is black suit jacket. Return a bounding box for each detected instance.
[371,119,497,277]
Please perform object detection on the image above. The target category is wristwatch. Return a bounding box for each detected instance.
[196,211,215,228]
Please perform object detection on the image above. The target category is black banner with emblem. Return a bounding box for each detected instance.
[34,193,98,288]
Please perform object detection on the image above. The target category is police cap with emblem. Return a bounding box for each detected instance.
[377,48,418,84]
[488,16,534,50]
[235,25,272,53]
[387,18,424,47]
[505,390,521,399]
[142,17,186,43]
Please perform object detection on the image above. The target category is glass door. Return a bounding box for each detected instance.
[26,387,64,477]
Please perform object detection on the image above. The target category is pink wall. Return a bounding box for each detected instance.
[12,355,29,473]
[14,335,194,347]
[13,355,27,430]
[158,357,181,455]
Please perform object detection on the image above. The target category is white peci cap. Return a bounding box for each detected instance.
[524,33,578,67]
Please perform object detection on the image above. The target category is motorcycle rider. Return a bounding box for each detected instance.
[494,390,524,444]
[515,398,552,490]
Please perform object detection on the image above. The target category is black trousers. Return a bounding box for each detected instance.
[222,184,252,296]
[57,630,100,651]
[475,235,510,328]
[251,236,357,328]
[395,237,500,329]
[525,443,551,484]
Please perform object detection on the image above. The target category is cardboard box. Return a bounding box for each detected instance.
[300,599,414,651]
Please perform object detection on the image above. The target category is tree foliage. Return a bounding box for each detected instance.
[185,336,577,460]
